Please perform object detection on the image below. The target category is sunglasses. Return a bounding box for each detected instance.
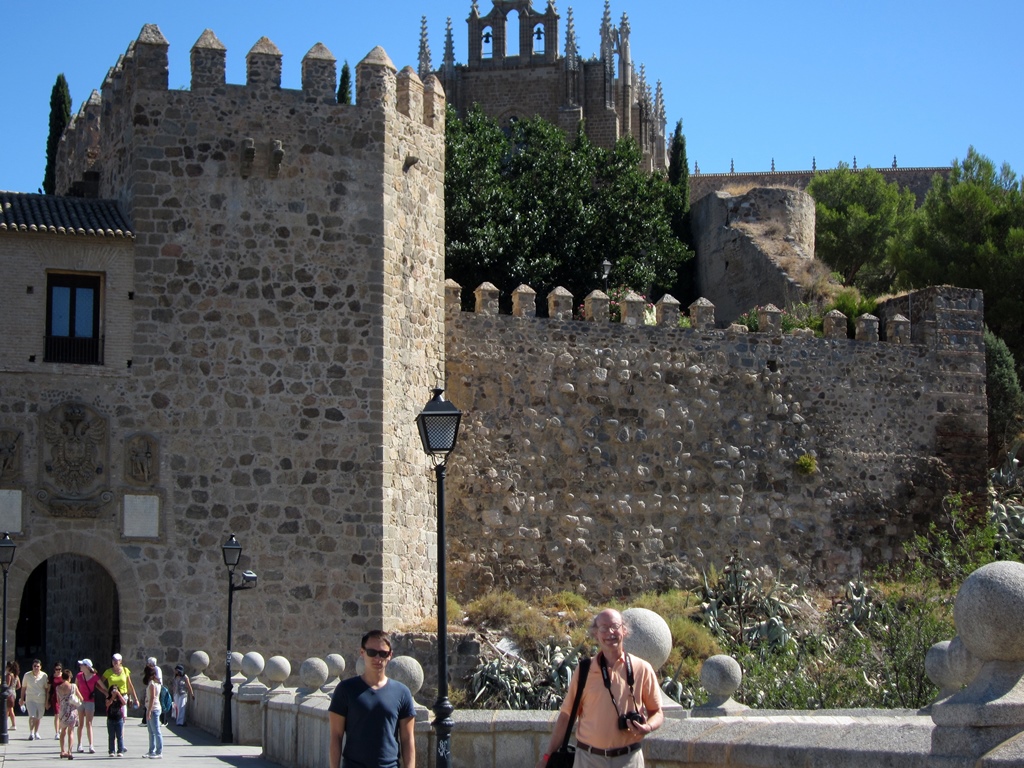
[362,648,391,659]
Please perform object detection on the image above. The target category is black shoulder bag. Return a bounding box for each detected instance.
[547,657,591,768]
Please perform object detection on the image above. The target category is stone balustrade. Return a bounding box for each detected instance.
[178,565,1024,767]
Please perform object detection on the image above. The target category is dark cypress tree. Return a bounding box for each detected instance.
[43,73,72,195]
[667,119,689,213]
[338,61,352,105]
[667,119,691,246]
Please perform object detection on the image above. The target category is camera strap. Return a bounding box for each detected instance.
[598,652,639,718]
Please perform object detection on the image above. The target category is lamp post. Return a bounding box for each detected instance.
[416,388,462,768]
[601,259,612,293]
[0,533,15,746]
[220,534,257,744]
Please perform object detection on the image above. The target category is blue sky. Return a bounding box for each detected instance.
[2,0,1021,194]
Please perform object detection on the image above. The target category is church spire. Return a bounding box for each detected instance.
[417,16,432,80]
[600,0,614,64]
[443,16,455,73]
[565,5,578,70]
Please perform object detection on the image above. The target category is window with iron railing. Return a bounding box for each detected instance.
[45,272,104,365]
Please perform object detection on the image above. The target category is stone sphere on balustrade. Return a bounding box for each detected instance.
[265,656,291,688]
[190,651,210,675]
[300,657,329,690]
[325,653,347,679]
[954,560,1024,662]
[622,608,673,669]
[230,651,244,673]
[700,654,743,699]
[387,657,424,695]
[241,652,265,681]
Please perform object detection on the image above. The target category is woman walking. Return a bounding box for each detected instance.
[55,669,80,758]
[171,665,194,726]
[74,660,99,753]
[48,661,63,740]
[20,659,49,740]
[143,666,163,758]
[104,685,126,757]
[5,660,20,731]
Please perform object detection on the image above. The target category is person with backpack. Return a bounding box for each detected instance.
[143,666,163,758]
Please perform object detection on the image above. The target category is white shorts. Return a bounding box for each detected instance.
[26,699,45,719]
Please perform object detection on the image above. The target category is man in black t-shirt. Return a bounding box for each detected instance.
[328,631,416,768]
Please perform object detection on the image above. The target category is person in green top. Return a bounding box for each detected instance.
[97,653,137,754]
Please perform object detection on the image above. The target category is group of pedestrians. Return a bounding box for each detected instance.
[9,653,194,761]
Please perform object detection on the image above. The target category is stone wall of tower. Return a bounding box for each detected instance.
[4,26,446,671]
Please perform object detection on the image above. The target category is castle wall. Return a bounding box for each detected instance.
[689,167,948,207]
[2,27,446,669]
[443,285,987,601]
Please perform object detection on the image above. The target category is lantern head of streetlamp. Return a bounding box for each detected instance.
[0,533,15,572]
[416,388,462,465]
[222,534,242,572]
[601,259,612,281]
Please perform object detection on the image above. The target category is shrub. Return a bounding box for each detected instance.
[794,453,817,475]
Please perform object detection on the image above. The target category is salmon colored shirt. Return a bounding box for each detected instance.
[559,652,661,751]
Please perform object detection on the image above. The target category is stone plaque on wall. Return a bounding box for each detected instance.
[0,489,22,533]
[123,494,160,538]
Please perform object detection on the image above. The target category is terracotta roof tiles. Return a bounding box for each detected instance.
[0,192,134,238]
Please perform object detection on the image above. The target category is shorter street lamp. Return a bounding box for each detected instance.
[0,533,15,746]
[220,535,257,744]
[416,388,462,768]
[601,259,612,293]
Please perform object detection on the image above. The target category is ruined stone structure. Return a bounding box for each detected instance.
[0,20,988,679]
[0,26,446,669]
[422,0,668,171]
[692,187,817,325]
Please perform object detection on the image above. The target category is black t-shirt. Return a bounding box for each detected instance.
[328,677,415,768]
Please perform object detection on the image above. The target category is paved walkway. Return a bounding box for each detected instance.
[0,717,276,768]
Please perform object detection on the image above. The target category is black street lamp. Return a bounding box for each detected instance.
[416,388,462,768]
[0,533,16,746]
[220,534,257,743]
[601,259,613,293]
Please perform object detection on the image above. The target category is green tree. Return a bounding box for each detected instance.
[806,163,915,293]
[891,147,1024,374]
[338,61,352,105]
[667,119,690,234]
[445,106,692,312]
[986,328,1024,463]
[43,73,72,195]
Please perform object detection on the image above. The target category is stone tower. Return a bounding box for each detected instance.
[425,0,667,170]
[0,24,446,671]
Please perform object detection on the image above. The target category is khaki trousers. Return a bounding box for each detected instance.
[573,745,644,768]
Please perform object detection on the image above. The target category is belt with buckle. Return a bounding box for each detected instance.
[576,741,641,758]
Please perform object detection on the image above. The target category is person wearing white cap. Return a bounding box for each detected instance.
[97,655,137,755]
[75,660,100,754]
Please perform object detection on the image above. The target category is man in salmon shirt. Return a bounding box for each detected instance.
[536,609,663,768]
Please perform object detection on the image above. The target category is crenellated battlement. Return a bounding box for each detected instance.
[55,24,446,200]
[445,280,982,352]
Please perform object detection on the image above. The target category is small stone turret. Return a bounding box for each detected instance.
[246,37,282,88]
[190,29,226,89]
[301,43,337,103]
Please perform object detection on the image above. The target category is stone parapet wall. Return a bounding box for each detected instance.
[443,285,987,599]
[689,166,950,207]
